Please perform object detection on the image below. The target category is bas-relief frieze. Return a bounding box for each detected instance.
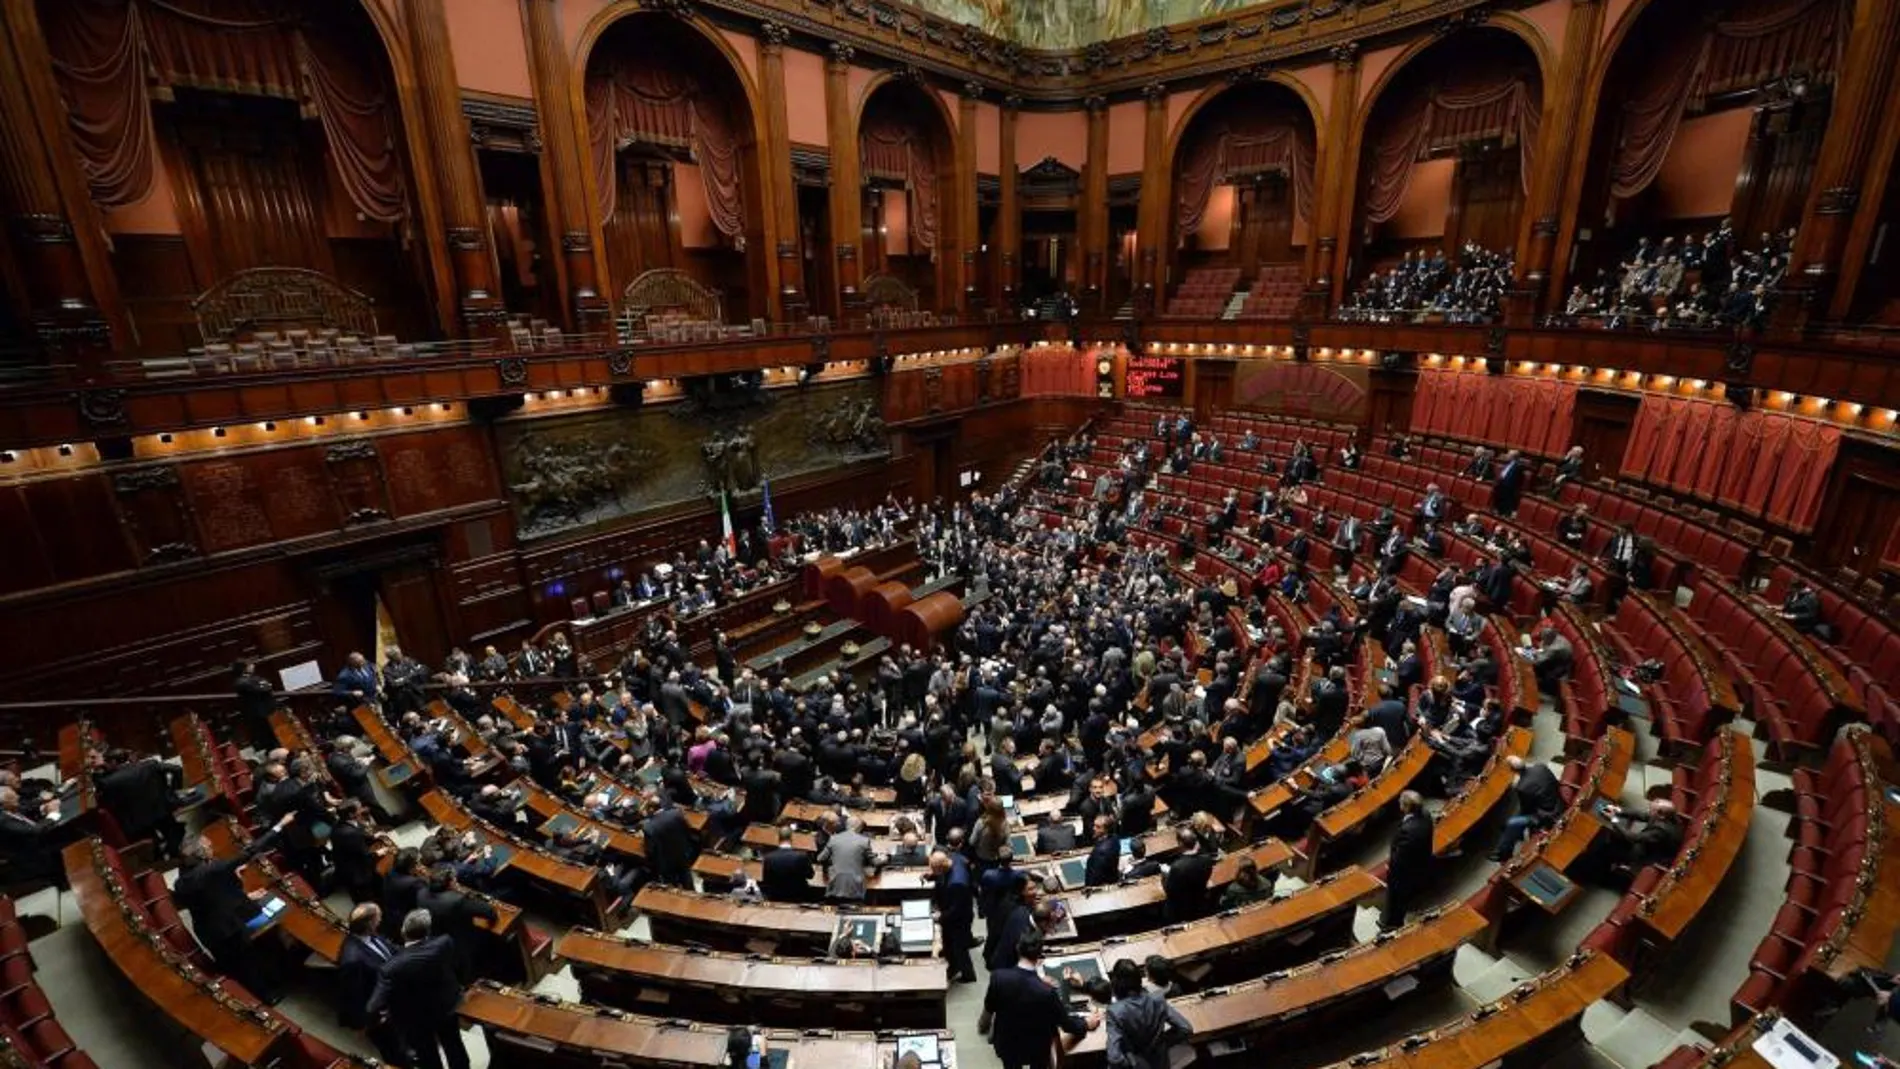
[496,382,891,539]
[915,0,1269,51]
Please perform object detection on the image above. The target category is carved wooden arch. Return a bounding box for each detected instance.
[192,268,377,343]
[569,3,779,322]
[1165,71,1327,165]
[860,273,920,311]
[855,74,961,308]
[623,268,726,326]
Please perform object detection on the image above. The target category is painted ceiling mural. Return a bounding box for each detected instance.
[922,0,1269,51]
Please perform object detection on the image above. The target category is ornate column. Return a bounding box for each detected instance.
[0,0,126,373]
[522,0,609,335]
[1082,94,1110,311]
[1512,0,1602,325]
[823,43,863,316]
[405,0,504,336]
[958,84,981,313]
[1135,82,1170,313]
[997,95,1021,308]
[1306,43,1359,317]
[759,22,805,321]
[1773,0,1900,330]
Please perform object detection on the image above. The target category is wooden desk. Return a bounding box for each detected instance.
[1058,905,1489,1066]
[1074,866,1380,987]
[63,838,288,1064]
[201,817,349,963]
[556,930,951,1028]
[351,705,427,791]
[691,852,939,901]
[1432,727,1533,854]
[1304,736,1434,878]
[634,885,891,954]
[460,982,955,1069]
[1054,839,1297,940]
[420,790,609,928]
[1329,950,1628,1069]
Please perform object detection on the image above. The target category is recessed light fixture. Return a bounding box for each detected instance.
[401,406,414,415]
[159,433,173,444]
[58,443,74,456]
[212,427,226,438]
[0,451,14,463]
[355,411,369,421]
[307,415,325,426]
[438,403,451,412]
[260,421,276,432]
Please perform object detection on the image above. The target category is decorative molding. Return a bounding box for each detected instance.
[1531,215,1560,238]
[639,0,695,13]
[1484,326,1507,355]
[923,366,944,412]
[1143,81,1168,103]
[1084,94,1107,112]
[446,227,487,253]
[497,356,530,386]
[962,81,984,99]
[463,96,543,154]
[9,213,76,244]
[811,333,832,362]
[112,466,180,494]
[561,230,594,253]
[325,440,379,463]
[76,388,127,427]
[1002,93,1023,110]
[1817,186,1860,215]
[1725,340,1755,375]
[608,349,636,376]
[828,42,856,67]
[836,242,858,262]
[759,19,792,47]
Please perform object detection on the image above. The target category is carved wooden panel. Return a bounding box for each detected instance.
[180,459,276,554]
[111,467,199,565]
[256,449,344,541]
[324,440,392,526]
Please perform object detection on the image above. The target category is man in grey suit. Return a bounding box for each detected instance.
[1529,627,1574,693]
[656,671,692,726]
[816,816,880,902]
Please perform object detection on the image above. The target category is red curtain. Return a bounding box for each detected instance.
[1624,396,1842,532]
[1173,120,1315,245]
[41,0,407,221]
[1364,72,1539,225]
[587,59,746,239]
[1411,370,1574,455]
[1609,0,1847,199]
[860,114,939,252]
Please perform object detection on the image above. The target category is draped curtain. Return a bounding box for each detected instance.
[1409,370,1575,456]
[1608,0,1848,199]
[861,114,939,252]
[40,0,407,221]
[1618,397,1841,530]
[587,59,746,240]
[1173,116,1315,245]
[1364,72,1540,225]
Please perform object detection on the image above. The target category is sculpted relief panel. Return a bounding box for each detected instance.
[915,0,1267,51]
[497,382,891,539]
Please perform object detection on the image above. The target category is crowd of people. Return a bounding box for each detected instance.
[13,417,1855,1069]
[1559,220,1795,332]
[1337,243,1515,324]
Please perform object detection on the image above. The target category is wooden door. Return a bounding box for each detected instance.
[379,562,452,668]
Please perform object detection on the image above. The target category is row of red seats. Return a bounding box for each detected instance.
[1600,594,1735,755]
[1760,563,1899,744]
[1108,406,1355,456]
[80,841,359,1069]
[1733,730,1895,1024]
[0,898,97,1069]
[1579,730,1752,964]
[1684,576,1859,756]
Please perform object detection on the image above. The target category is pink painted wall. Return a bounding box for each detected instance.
[1289,63,1334,126]
[562,0,611,58]
[1652,108,1750,219]
[103,152,180,235]
[1195,184,1235,250]
[783,48,829,146]
[1166,91,1197,147]
[674,162,720,248]
[720,28,759,88]
[1387,158,1453,239]
[849,66,876,116]
[1016,109,1087,171]
[883,190,911,255]
[1107,101,1144,174]
[975,101,1001,174]
[1357,45,1406,111]
[445,0,532,98]
[1602,0,1641,46]
[938,90,961,133]
[1517,0,1569,65]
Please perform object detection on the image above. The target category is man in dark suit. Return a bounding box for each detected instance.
[232,660,277,752]
[1489,756,1563,862]
[643,797,696,886]
[416,863,497,982]
[1529,627,1575,693]
[985,882,1041,972]
[1382,791,1433,931]
[337,904,406,1061]
[96,749,183,860]
[382,848,428,936]
[929,848,977,983]
[173,812,296,1001]
[1083,815,1121,887]
[760,828,817,902]
[1161,827,1215,923]
[369,909,471,1069]
[1491,450,1527,516]
[982,931,1098,1069]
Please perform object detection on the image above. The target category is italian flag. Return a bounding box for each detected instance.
[720,490,737,555]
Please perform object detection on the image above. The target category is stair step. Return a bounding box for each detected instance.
[1587,1004,1685,1069]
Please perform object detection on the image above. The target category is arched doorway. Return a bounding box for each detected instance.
[582,13,768,330]
[1558,0,1849,319]
[36,0,431,349]
[1165,81,1318,320]
[1344,28,1544,322]
[857,79,960,315]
